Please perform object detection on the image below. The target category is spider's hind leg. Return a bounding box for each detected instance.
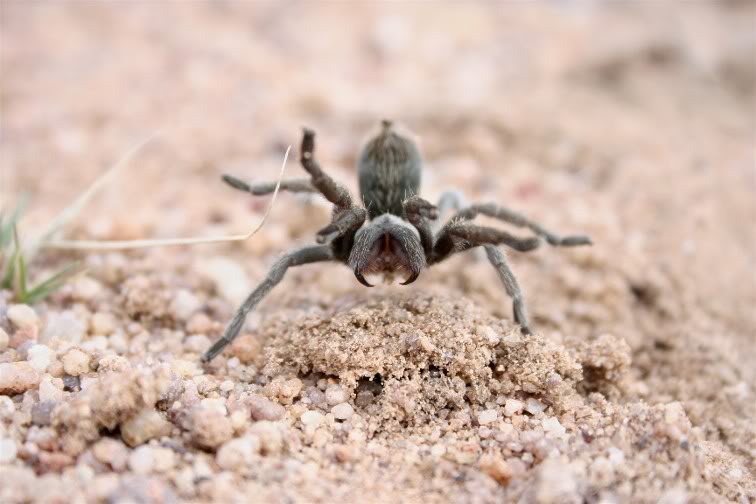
[455,203,591,247]
[484,245,531,335]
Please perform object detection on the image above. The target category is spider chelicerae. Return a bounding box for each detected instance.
[202,121,592,362]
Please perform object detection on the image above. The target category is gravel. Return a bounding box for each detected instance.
[61,348,91,376]
[0,362,41,394]
[0,437,18,463]
[331,402,354,420]
[0,327,9,351]
[7,304,39,329]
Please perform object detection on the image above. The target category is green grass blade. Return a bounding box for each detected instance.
[0,195,29,248]
[15,229,28,300]
[24,261,82,304]
[1,245,18,289]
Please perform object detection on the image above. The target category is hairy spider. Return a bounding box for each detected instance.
[201,121,592,362]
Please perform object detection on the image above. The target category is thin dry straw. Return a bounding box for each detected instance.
[44,140,291,250]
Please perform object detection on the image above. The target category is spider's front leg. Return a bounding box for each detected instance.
[202,245,334,362]
[403,195,437,257]
[221,176,316,196]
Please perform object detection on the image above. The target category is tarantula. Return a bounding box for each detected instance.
[201,121,591,362]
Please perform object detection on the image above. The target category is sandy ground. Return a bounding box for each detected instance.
[1,2,755,503]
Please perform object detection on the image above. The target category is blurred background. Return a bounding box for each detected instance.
[2,1,754,322]
[1,0,755,498]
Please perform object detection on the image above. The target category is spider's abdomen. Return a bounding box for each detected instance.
[358,121,422,220]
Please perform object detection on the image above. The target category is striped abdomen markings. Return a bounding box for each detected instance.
[357,121,422,220]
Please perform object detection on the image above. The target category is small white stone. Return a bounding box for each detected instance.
[325,384,349,406]
[26,345,53,372]
[200,398,228,416]
[197,257,251,305]
[90,312,116,335]
[331,402,354,420]
[151,447,176,473]
[525,398,546,415]
[503,399,523,417]
[607,447,625,465]
[0,438,18,463]
[0,328,9,351]
[476,325,500,345]
[220,380,234,393]
[300,410,324,427]
[430,443,446,457]
[171,359,200,378]
[38,376,63,402]
[542,417,566,437]
[62,348,91,376]
[41,311,86,344]
[172,289,201,321]
[72,276,102,301]
[0,362,41,394]
[216,436,260,470]
[120,409,172,447]
[128,445,155,474]
[82,335,109,352]
[7,304,38,329]
[477,409,498,425]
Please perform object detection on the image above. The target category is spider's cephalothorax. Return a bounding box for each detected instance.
[202,121,592,362]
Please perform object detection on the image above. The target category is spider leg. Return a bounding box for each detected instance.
[315,207,367,244]
[431,221,541,264]
[455,203,591,247]
[300,128,354,212]
[403,195,437,257]
[222,175,316,195]
[484,245,531,335]
[436,191,467,220]
[201,245,334,362]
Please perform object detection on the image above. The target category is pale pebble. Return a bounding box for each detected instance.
[525,398,547,415]
[172,289,202,321]
[120,409,172,447]
[27,344,53,372]
[72,277,103,300]
[247,394,286,421]
[89,312,116,335]
[476,325,500,345]
[331,402,354,420]
[61,348,91,376]
[197,257,251,305]
[128,445,155,474]
[542,417,566,437]
[503,399,523,417]
[325,384,349,406]
[0,437,18,463]
[0,362,41,395]
[41,311,86,344]
[216,436,261,470]
[477,409,498,425]
[92,438,129,471]
[300,410,325,427]
[0,327,9,350]
[38,376,64,402]
[201,398,228,416]
[172,359,200,378]
[7,304,38,329]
